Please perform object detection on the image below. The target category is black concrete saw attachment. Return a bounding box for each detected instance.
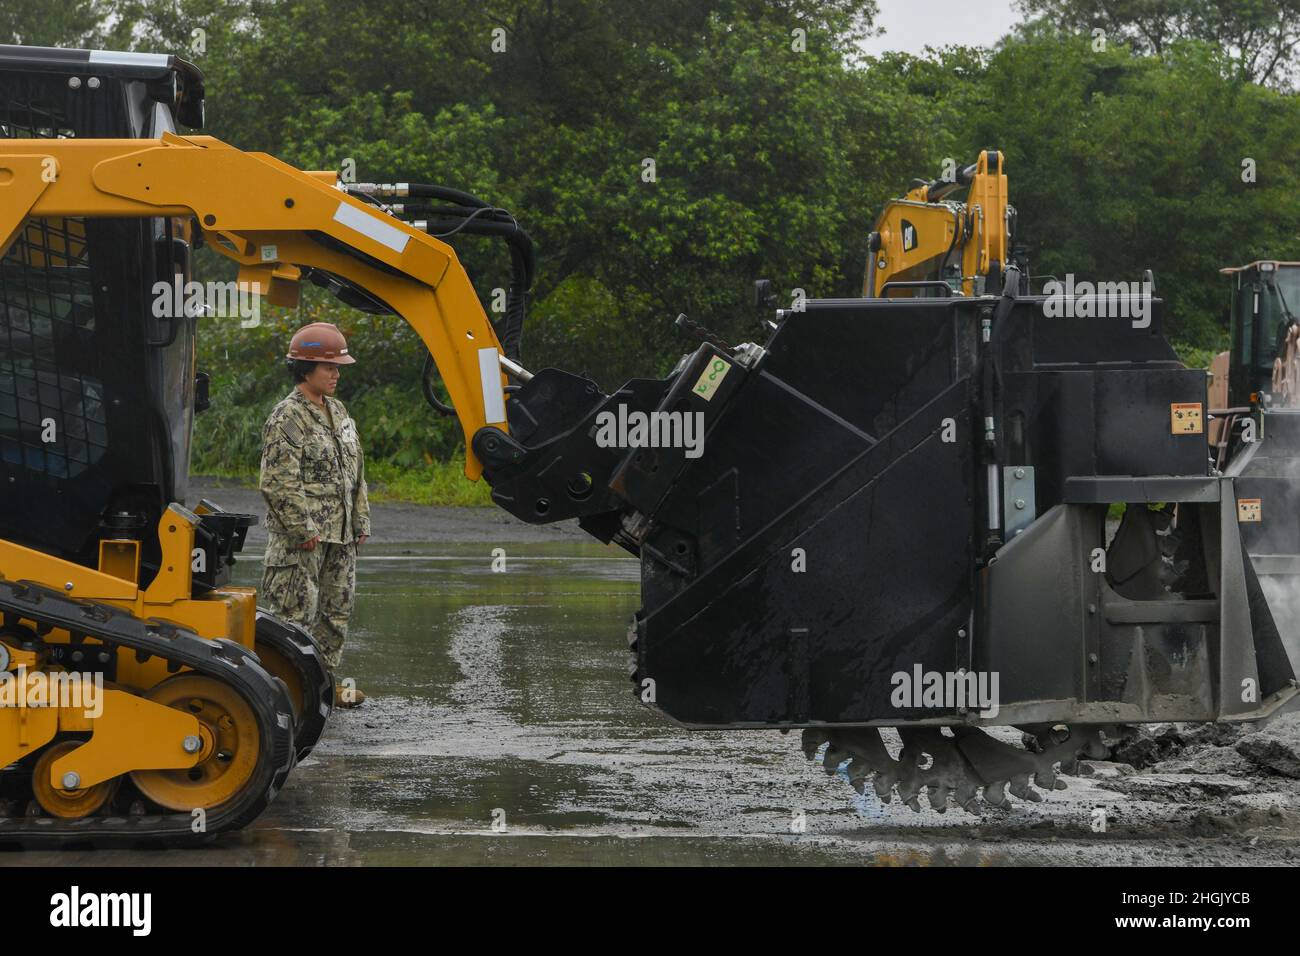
[484,279,1300,813]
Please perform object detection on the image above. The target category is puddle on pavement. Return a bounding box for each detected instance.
[3,540,1225,866]
[3,540,932,865]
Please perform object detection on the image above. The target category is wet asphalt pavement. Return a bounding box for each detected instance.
[6,479,1300,866]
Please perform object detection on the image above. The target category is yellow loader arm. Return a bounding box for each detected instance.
[0,131,510,478]
[863,149,1011,298]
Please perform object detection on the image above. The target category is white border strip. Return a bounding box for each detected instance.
[87,51,170,67]
[332,201,410,254]
[478,348,507,425]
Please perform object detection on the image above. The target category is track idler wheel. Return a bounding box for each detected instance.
[32,741,120,818]
[129,675,262,812]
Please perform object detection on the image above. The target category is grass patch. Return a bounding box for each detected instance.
[364,458,493,507]
[191,467,258,486]
[192,457,493,507]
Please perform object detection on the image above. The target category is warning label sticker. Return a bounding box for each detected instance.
[693,357,732,402]
[1170,402,1204,435]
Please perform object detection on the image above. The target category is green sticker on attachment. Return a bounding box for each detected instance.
[693,357,731,402]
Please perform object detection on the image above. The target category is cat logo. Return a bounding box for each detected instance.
[901,219,917,252]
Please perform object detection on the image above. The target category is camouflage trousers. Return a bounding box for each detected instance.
[260,534,357,671]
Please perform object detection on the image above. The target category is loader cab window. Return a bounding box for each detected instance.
[0,229,108,479]
[144,98,198,504]
[1228,265,1300,407]
[1251,267,1300,374]
[1270,266,1300,338]
[0,79,110,481]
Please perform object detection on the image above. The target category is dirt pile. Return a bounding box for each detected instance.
[1107,714,1300,780]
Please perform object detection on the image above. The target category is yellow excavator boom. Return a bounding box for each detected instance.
[863,149,1011,297]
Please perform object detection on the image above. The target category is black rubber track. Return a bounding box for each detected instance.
[254,609,333,761]
[0,578,296,847]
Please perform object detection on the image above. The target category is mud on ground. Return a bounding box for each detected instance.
[9,477,1297,866]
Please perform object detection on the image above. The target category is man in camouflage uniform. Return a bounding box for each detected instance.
[260,322,371,707]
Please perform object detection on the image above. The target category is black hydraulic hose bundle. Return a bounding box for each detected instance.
[402,185,533,371]
[353,181,536,417]
[400,182,493,209]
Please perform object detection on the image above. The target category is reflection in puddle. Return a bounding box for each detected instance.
[0,543,1071,865]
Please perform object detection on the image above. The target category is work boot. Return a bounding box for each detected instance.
[334,683,367,708]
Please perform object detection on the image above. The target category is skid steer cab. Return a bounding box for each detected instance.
[0,46,329,844]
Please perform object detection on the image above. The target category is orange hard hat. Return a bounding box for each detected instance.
[286,322,356,365]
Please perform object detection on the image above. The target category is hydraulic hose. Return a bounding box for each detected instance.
[407,214,536,360]
[421,351,457,418]
[347,180,535,408]
[400,182,490,208]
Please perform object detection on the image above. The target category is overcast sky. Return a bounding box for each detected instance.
[859,0,1021,54]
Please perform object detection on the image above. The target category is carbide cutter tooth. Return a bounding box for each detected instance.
[801,729,829,760]
[1008,774,1043,802]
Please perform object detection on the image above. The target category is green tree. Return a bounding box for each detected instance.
[0,0,108,46]
[8,0,1297,484]
[948,34,1300,346]
[1014,0,1300,87]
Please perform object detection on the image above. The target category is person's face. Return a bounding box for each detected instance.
[304,362,340,396]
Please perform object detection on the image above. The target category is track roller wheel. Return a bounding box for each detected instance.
[33,741,119,818]
[129,674,262,812]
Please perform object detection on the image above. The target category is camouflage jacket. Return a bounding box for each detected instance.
[259,388,370,548]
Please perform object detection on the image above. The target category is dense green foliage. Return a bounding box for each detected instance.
[1014,0,1300,86]
[7,1,1300,494]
